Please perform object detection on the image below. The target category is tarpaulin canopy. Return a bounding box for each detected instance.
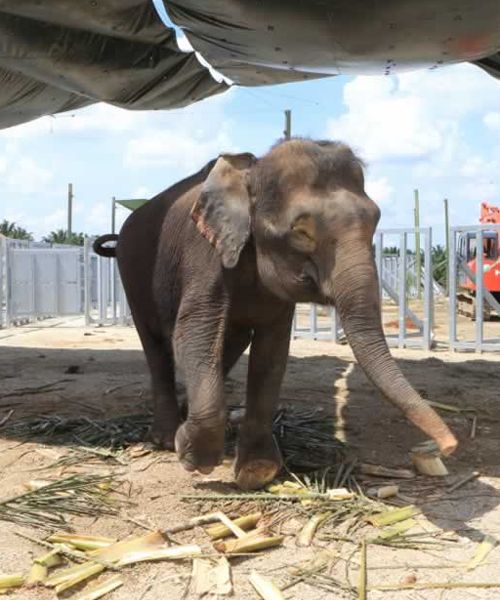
[0,0,227,128]
[163,0,500,84]
[0,0,499,130]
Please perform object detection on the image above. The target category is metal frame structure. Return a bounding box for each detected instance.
[448,224,500,352]
[84,238,131,326]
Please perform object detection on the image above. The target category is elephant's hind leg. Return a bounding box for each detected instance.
[136,324,180,450]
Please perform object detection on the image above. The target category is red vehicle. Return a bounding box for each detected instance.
[457,202,500,319]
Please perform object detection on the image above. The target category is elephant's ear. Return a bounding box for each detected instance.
[191,152,256,268]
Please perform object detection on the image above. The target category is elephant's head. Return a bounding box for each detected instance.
[191,138,457,456]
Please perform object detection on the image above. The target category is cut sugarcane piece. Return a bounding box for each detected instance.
[72,575,123,600]
[117,544,202,566]
[366,505,420,527]
[25,562,48,587]
[48,533,116,551]
[297,512,331,547]
[0,573,24,590]
[47,561,105,593]
[214,528,284,554]
[367,485,399,499]
[205,512,262,540]
[34,549,63,568]
[248,571,285,600]
[190,558,232,596]
[368,519,417,543]
[467,535,497,571]
[411,442,448,476]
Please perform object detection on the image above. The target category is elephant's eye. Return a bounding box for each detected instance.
[290,215,316,254]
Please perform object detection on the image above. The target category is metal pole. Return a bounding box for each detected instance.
[284,109,291,140]
[67,183,73,241]
[399,232,407,348]
[414,189,421,299]
[444,198,450,296]
[111,197,116,234]
[448,229,457,350]
[476,229,484,352]
[423,228,432,350]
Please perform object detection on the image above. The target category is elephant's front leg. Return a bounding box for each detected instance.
[235,308,294,490]
[173,301,227,475]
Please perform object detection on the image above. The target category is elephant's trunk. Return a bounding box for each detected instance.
[330,243,457,456]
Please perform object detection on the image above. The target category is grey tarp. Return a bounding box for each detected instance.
[0,0,499,130]
[163,0,500,84]
[0,0,228,128]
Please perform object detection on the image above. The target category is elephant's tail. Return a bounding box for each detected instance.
[93,234,118,257]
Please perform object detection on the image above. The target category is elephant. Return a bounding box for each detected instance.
[93,138,457,490]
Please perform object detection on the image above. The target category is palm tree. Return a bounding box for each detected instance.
[0,219,33,240]
[43,229,86,246]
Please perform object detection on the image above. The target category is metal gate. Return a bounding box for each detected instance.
[0,236,84,327]
[449,224,500,352]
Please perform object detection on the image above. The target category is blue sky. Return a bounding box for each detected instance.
[1,5,499,244]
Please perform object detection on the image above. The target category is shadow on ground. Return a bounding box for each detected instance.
[1,345,499,542]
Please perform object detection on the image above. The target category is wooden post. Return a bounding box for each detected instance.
[414,189,421,299]
[67,183,73,240]
[284,109,291,140]
[444,198,450,296]
[111,197,116,234]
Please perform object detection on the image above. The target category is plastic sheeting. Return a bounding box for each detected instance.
[0,0,228,128]
[164,0,500,84]
[0,0,499,130]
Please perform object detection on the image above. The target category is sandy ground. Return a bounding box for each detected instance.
[1,314,500,599]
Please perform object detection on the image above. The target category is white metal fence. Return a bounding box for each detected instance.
[292,228,436,350]
[0,236,84,327]
[83,238,131,326]
[1,229,499,353]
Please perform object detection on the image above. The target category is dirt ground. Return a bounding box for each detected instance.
[1,312,500,599]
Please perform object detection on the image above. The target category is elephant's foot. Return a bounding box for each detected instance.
[149,423,178,451]
[235,459,280,490]
[235,433,282,490]
[174,419,225,475]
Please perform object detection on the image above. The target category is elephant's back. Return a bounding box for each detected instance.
[116,159,216,332]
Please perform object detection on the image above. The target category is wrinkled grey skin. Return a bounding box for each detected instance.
[111,138,456,490]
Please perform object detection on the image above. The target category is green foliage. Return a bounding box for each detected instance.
[431,244,448,287]
[0,220,33,241]
[42,229,86,246]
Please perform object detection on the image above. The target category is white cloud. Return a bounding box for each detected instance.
[5,157,52,194]
[484,112,500,131]
[132,185,154,199]
[327,64,500,164]
[125,128,236,171]
[366,176,394,206]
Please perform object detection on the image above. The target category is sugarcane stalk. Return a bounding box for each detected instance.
[48,533,116,551]
[34,548,63,568]
[358,539,367,600]
[215,531,284,555]
[297,512,331,547]
[205,512,262,539]
[25,563,48,587]
[366,505,420,527]
[248,571,285,600]
[0,573,24,590]
[72,575,123,600]
[371,581,500,591]
[467,535,497,571]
